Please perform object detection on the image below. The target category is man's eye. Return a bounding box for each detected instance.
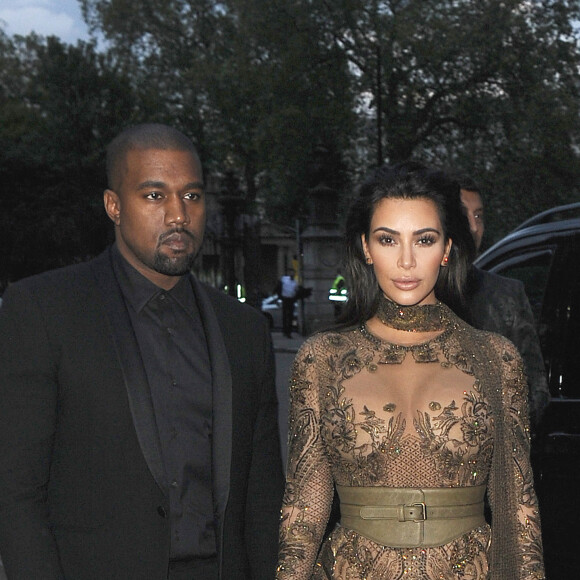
[184,192,201,200]
[145,192,162,200]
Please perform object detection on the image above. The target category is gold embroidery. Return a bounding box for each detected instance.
[376,294,449,332]
[278,304,545,579]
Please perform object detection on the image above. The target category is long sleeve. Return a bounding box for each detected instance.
[488,338,545,579]
[0,283,64,578]
[467,268,550,429]
[277,339,334,579]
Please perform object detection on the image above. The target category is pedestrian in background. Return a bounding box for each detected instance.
[460,177,550,428]
[277,269,298,338]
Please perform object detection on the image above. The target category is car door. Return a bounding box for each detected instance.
[481,232,580,577]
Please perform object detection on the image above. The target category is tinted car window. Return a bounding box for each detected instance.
[485,240,580,400]
[540,241,580,400]
[489,250,553,323]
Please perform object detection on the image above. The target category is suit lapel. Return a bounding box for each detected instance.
[88,250,233,519]
[89,249,168,494]
[189,276,233,543]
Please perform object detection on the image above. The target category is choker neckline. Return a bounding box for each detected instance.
[376,294,448,332]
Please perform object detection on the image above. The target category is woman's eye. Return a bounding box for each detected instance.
[418,236,436,245]
[378,235,394,245]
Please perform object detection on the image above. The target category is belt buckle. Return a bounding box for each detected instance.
[399,502,427,522]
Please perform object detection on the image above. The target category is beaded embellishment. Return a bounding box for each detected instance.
[376,294,448,332]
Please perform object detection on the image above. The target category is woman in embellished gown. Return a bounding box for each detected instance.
[277,162,544,579]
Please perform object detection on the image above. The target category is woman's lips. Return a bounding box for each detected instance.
[392,278,420,291]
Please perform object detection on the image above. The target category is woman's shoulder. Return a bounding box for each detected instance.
[296,326,362,356]
[454,318,522,362]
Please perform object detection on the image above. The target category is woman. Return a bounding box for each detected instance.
[277,162,544,579]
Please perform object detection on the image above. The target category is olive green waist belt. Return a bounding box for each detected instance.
[337,484,486,548]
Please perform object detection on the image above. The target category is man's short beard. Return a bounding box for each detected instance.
[151,228,199,276]
[153,250,197,276]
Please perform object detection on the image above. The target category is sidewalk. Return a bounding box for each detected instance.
[271,329,307,354]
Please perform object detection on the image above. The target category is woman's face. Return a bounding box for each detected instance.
[361,197,452,307]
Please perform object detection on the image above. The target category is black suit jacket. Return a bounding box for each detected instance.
[0,248,284,579]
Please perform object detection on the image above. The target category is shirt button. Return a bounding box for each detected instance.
[171,480,178,488]
[157,506,168,518]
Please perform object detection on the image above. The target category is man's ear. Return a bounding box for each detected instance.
[104,189,121,226]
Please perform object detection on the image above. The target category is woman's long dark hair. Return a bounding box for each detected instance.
[337,161,475,327]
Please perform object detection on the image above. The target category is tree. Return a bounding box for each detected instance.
[311,0,580,243]
[0,32,137,281]
[3,0,579,287]
[80,0,356,205]
[80,0,357,304]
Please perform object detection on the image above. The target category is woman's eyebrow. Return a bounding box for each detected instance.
[371,226,440,235]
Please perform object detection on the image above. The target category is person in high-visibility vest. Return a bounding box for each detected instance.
[328,271,347,318]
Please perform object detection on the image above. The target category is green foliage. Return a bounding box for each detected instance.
[1,0,580,281]
[80,0,357,216]
[315,0,580,246]
[0,31,136,281]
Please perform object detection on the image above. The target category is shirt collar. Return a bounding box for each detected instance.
[111,244,195,315]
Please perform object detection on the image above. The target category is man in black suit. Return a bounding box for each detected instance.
[461,179,550,427]
[0,124,284,579]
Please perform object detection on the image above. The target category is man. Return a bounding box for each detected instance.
[461,178,550,428]
[328,270,347,319]
[0,124,284,579]
[277,270,297,338]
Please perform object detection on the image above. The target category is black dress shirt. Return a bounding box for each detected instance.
[112,246,216,560]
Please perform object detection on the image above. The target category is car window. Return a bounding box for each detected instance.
[488,247,575,399]
[491,240,580,400]
[555,282,580,399]
[490,250,553,322]
[545,242,580,399]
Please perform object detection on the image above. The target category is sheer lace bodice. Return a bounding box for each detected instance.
[277,304,544,579]
[316,325,492,489]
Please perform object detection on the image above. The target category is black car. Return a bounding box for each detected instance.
[475,202,580,578]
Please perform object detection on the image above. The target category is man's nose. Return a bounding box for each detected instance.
[468,214,478,232]
[165,196,190,225]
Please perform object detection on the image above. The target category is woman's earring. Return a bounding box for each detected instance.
[366,257,372,265]
[442,255,449,265]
